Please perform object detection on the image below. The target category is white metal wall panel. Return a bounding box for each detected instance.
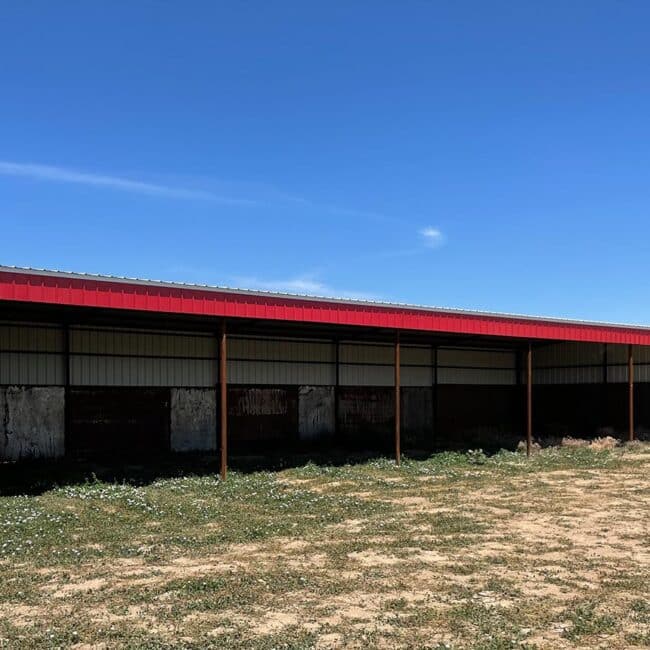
[70,328,215,358]
[438,348,516,385]
[339,342,392,386]
[402,365,434,387]
[607,364,650,383]
[0,352,64,385]
[338,344,433,387]
[227,337,335,385]
[229,337,334,362]
[402,346,433,387]
[69,327,216,387]
[401,346,432,366]
[70,356,215,387]
[228,359,335,385]
[438,367,516,385]
[534,366,602,385]
[0,323,64,385]
[438,348,516,369]
[529,342,650,384]
[339,342,393,364]
[0,324,63,352]
[339,363,394,386]
[608,344,650,364]
[534,342,604,368]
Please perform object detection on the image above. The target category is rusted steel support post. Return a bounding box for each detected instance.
[63,323,70,445]
[334,339,340,441]
[526,343,532,457]
[395,332,401,466]
[628,344,635,442]
[432,345,438,450]
[220,321,228,480]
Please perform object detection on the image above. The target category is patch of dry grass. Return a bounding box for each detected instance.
[1,443,649,648]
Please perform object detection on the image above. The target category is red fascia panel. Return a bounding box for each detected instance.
[2,270,650,345]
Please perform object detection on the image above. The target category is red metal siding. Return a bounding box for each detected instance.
[2,270,650,345]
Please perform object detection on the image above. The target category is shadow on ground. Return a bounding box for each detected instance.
[0,447,424,496]
[3,432,623,497]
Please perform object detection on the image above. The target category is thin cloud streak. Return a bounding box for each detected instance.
[0,160,258,206]
[0,160,406,224]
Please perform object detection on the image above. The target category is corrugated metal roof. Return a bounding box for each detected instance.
[0,264,647,331]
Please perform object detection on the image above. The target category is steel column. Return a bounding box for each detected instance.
[220,322,228,480]
[334,339,340,441]
[63,323,70,453]
[526,343,532,457]
[628,344,634,442]
[432,345,438,450]
[395,332,401,466]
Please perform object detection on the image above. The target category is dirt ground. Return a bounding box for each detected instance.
[0,444,649,648]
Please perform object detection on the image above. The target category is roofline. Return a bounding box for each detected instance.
[1,264,647,332]
[2,265,650,344]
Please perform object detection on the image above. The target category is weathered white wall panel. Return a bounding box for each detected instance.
[438,348,516,385]
[608,344,650,364]
[170,388,217,452]
[534,366,602,385]
[70,355,215,387]
[340,363,393,386]
[298,386,335,440]
[228,359,334,385]
[438,367,516,385]
[228,337,335,385]
[339,343,432,387]
[69,327,216,387]
[340,342,392,364]
[0,387,65,460]
[71,328,215,358]
[0,324,63,351]
[607,364,650,383]
[229,337,334,362]
[529,342,650,385]
[402,365,434,387]
[0,352,64,385]
[438,348,516,369]
[534,342,604,367]
[0,323,65,386]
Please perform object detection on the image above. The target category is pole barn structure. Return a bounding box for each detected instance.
[1,266,648,469]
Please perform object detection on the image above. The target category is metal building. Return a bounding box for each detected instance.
[1,266,648,476]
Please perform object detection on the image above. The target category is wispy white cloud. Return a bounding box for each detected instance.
[232,274,380,301]
[420,226,445,249]
[0,159,405,224]
[0,160,257,206]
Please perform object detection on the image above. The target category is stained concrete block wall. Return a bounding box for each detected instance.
[170,388,217,452]
[0,387,65,460]
[298,386,335,441]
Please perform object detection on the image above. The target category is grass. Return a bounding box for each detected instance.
[0,443,649,648]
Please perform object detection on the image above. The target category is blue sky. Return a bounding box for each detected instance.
[2,2,650,322]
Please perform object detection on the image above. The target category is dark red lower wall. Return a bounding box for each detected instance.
[67,388,170,457]
[65,383,648,459]
[533,384,650,438]
[435,385,522,450]
[227,387,299,451]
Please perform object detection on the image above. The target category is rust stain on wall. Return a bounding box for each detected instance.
[228,387,298,446]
